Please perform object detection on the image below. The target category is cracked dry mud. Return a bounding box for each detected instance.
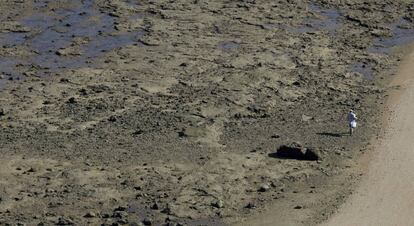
[0,0,413,225]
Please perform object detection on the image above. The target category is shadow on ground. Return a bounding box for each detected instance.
[316,132,349,137]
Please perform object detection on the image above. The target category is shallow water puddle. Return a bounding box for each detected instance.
[0,0,144,78]
[0,32,27,47]
[356,18,414,79]
[306,4,342,34]
[351,62,374,80]
[263,3,342,35]
[218,41,240,51]
[369,18,414,54]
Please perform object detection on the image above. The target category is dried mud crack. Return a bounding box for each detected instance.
[0,0,413,225]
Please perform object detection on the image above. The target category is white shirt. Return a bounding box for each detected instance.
[348,112,357,122]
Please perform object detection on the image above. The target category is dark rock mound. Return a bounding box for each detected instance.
[272,143,320,161]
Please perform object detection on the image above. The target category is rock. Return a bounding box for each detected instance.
[294,205,303,209]
[161,205,171,214]
[108,12,120,17]
[132,130,143,135]
[23,71,36,77]
[142,218,152,225]
[370,29,392,37]
[301,114,313,122]
[271,134,280,139]
[258,184,270,192]
[133,222,145,226]
[274,143,320,161]
[102,213,111,218]
[270,180,284,189]
[56,217,74,225]
[67,97,76,104]
[55,47,82,56]
[113,211,128,219]
[108,115,117,122]
[114,206,127,211]
[150,202,159,210]
[129,223,145,226]
[303,149,320,161]
[211,200,224,208]
[55,49,66,56]
[138,35,161,46]
[59,78,70,83]
[27,167,36,173]
[177,130,187,138]
[117,218,128,224]
[84,212,96,218]
[133,186,142,191]
[45,188,55,193]
[245,202,256,209]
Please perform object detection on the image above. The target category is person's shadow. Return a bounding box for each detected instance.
[316,132,349,137]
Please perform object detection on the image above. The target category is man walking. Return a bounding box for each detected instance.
[348,110,358,136]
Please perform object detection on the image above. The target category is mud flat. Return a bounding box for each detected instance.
[0,0,413,225]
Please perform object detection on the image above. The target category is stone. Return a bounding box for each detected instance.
[294,205,303,209]
[114,206,127,212]
[113,211,128,219]
[274,143,320,161]
[211,200,224,208]
[301,114,313,122]
[245,202,256,209]
[45,188,55,193]
[161,205,171,214]
[117,218,128,224]
[142,218,152,225]
[27,167,36,173]
[56,217,74,225]
[258,184,270,192]
[108,115,117,122]
[84,212,96,218]
[150,202,159,210]
[303,148,320,161]
[129,223,145,226]
[67,97,76,104]
[271,134,280,139]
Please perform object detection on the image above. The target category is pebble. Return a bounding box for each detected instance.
[294,205,303,209]
[245,202,256,209]
[271,134,280,139]
[114,206,127,211]
[211,200,224,208]
[151,202,159,210]
[84,212,96,218]
[142,218,153,225]
[67,97,76,104]
[258,184,270,192]
[113,211,128,219]
[55,217,74,225]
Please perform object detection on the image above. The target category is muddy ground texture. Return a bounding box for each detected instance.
[0,0,413,225]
